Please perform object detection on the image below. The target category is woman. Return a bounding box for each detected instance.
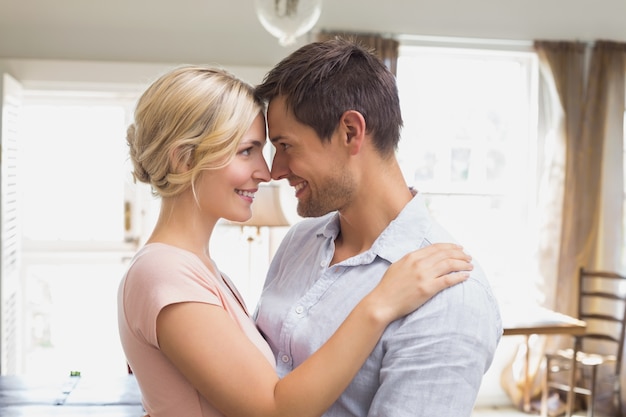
[117,65,473,417]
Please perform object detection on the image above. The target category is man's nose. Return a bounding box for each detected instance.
[270,152,289,181]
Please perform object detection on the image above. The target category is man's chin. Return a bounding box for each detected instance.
[297,202,332,218]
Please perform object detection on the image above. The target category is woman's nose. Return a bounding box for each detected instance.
[255,158,271,183]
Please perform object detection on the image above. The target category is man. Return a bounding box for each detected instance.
[254,38,502,416]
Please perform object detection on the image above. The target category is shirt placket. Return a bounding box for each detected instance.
[276,242,336,374]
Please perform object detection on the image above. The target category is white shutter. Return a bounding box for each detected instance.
[1,73,22,375]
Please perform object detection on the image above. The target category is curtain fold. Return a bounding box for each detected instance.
[582,41,626,272]
[533,41,587,313]
[544,40,626,317]
[583,42,626,414]
[533,41,589,317]
[315,31,399,75]
[504,39,626,414]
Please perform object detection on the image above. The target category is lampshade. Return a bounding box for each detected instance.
[229,182,290,228]
[254,0,322,46]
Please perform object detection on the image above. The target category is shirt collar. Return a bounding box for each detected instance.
[372,193,431,263]
[313,192,431,264]
[317,211,340,239]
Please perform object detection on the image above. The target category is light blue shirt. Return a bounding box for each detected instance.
[254,193,503,417]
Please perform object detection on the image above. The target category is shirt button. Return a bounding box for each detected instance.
[295,305,304,314]
[320,260,327,267]
[281,355,290,363]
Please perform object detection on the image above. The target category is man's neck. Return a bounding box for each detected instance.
[331,169,413,265]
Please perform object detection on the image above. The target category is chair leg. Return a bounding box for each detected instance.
[566,353,578,417]
[540,356,549,417]
[615,379,623,417]
[587,365,597,417]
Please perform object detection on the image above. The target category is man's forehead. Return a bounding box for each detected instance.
[267,95,291,116]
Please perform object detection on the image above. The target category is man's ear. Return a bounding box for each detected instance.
[339,110,366,155]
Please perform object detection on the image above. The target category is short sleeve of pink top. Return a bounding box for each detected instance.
[117,243,276,417]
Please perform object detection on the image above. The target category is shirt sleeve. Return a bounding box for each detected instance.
[123,249,223,348]
[367,277,502,417]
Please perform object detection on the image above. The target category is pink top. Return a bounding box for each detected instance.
[118,243,276,417]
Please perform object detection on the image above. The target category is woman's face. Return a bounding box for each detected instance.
[196,114,271,223]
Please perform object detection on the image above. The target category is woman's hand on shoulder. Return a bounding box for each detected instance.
[368,243,473,323]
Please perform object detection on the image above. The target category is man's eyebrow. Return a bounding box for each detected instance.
[269,135,285,144]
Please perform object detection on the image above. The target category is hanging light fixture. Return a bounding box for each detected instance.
[254,0,322,47]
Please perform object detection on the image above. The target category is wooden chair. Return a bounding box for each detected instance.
[541,268,626,417]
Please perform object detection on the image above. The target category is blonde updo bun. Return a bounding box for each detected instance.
[127,66,264,198]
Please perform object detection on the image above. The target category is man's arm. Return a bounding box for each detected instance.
[367,276,502,417]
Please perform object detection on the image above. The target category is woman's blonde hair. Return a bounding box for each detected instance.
[127,65,264,198]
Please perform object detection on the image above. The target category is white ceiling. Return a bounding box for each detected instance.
[1,0,625,68]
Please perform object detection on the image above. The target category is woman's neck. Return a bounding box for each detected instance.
[147,196,217,271]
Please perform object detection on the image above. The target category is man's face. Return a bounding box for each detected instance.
[266,96,354,217]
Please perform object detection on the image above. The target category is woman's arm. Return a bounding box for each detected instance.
[157,243,472,417]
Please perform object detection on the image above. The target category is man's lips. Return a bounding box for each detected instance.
[293,181,308,197]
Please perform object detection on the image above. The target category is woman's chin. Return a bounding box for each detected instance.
[225,213,252,224]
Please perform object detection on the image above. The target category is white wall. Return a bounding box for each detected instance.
[0,59,269,91]
[1,0,625,67]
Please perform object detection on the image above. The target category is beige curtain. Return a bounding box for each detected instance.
[538,41,626,317]
[535,41,626,412]
[583,41,625,273]
[581,41,626,413]
[503,40,626,413]
[533,41,589,316]
[315,31,399,75]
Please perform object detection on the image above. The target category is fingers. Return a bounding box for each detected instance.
[432,271,471,290]
[400,243,473,279]
[372,244,475,321]
[404,243,472,267]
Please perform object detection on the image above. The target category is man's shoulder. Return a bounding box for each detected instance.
[411,261,503,337]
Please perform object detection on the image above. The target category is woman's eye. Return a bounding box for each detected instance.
[239,147,252,156]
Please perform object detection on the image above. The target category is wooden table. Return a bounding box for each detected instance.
[501,305,586,415]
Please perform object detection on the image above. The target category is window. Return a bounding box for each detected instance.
[396,45,539,303]
[21,93,135,243]
[15,87,269,375]
[19,90,153,376]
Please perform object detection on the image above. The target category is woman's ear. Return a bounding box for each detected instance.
[340,110,366,155]
[170,145,193,174]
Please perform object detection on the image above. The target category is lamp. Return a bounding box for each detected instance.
[254,0,323,46]
[226,181,290,264]
[229,182,290,233]
[226,182,290,308]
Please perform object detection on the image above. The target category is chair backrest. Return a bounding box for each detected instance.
[576,267,626,374]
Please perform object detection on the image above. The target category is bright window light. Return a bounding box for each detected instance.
[397,46,539,303]
[20,100,128,242]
